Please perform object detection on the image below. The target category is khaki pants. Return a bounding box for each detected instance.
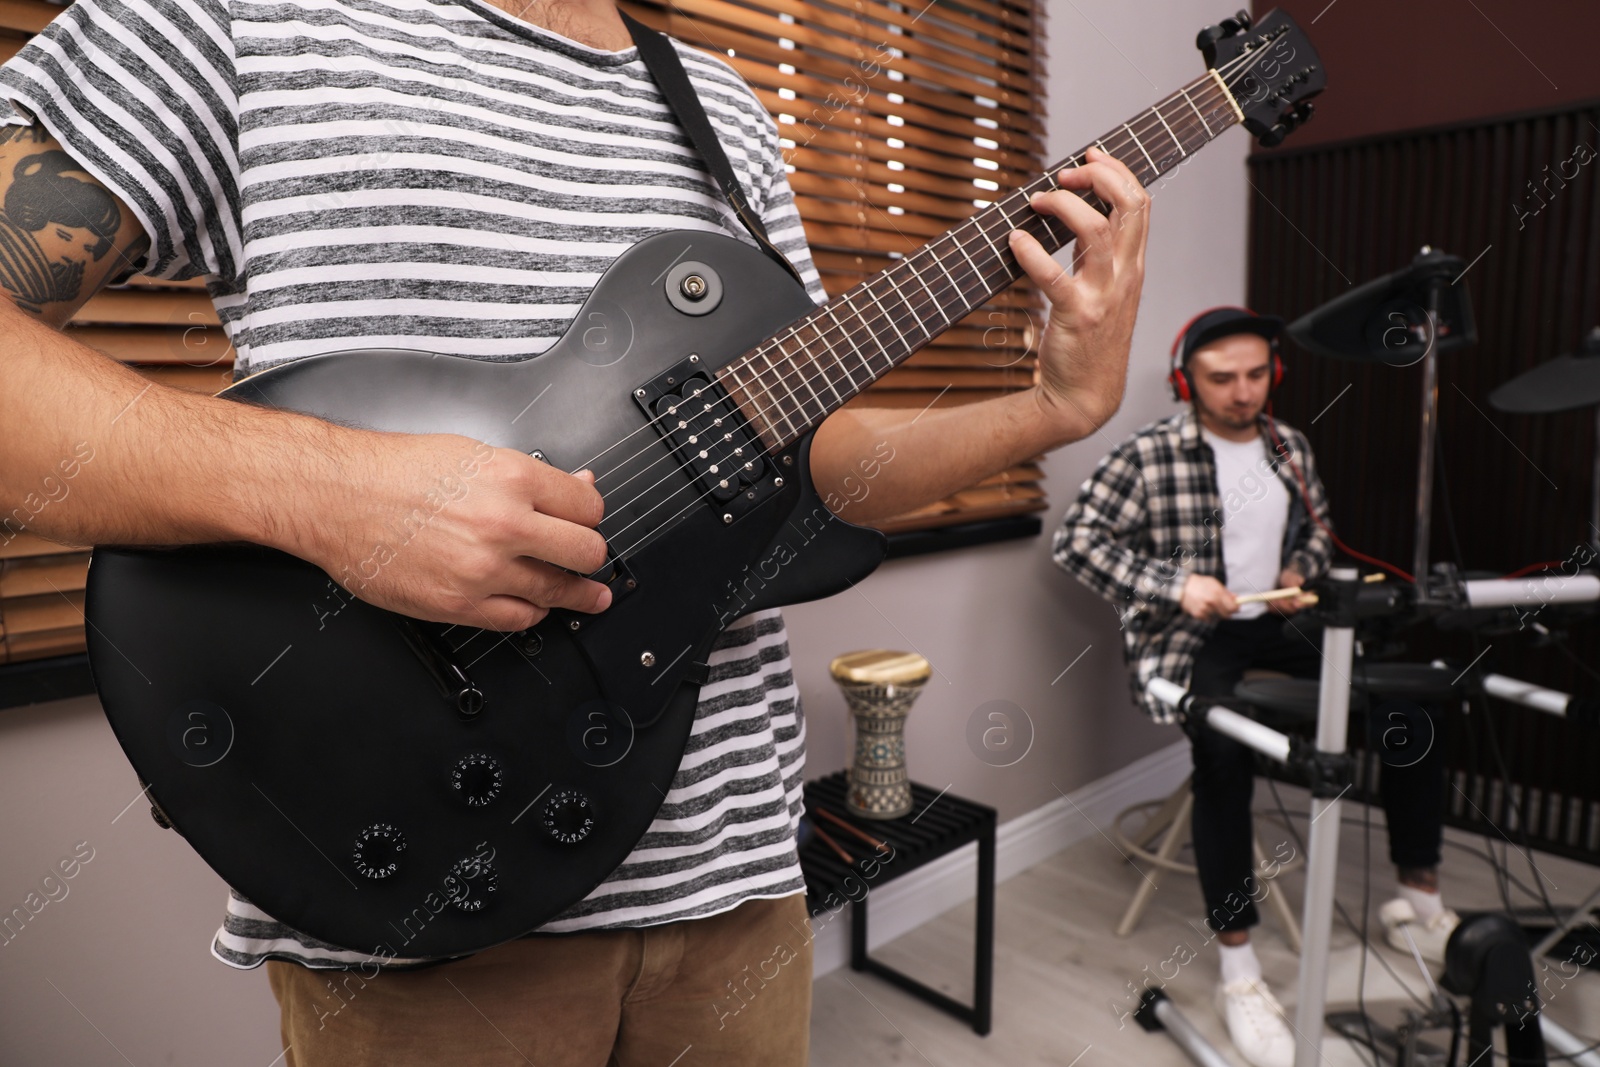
[268,893,813,1066]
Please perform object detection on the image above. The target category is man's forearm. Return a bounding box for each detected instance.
[810,386,1085,524]
[1,301,364,558]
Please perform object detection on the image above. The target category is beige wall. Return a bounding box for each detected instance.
[0,3,1249,1063]
[785,0,1252,821]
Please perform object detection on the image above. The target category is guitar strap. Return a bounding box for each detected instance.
[620,11,806,287]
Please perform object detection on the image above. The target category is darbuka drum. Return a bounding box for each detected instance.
[830,650,932,820]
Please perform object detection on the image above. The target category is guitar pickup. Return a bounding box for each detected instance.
[633,358,776,520]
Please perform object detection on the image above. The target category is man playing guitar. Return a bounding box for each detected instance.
[0,0,1150,1060]
[1052,308,1453,1067]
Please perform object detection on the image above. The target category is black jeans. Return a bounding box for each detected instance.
[1186,614,1445,933]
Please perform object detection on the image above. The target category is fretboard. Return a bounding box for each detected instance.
[721,70,1243,450]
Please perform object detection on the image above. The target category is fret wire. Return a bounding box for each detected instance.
[752,332,814,439]
[758,343,812,441]
[777,335,829,426]
[898,255,951,328]
[879,265,935,343]
[1123,121,1157,176]
[719,366,777,445]
[812,317,862,405]
[969,224,1015,300]
[1178,85,1213,137]
[823,305,874,387]
[734,348,782,436]
[742,356,806,444]
[1151,98,1186,160]
[968,211,1012,277]
[947,229,1003,302]
[919,240,969,314]
[944,225,992,294]
[750,343,802,436]
[861,275,913,353]
[809,317,861,399]
[845,289,895,381]
[798,321,846,408]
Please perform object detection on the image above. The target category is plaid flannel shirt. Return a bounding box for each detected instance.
[1051,407,1335,722]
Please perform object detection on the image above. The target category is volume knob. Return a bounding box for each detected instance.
[451,754,504,807]
[447,853,498,912]
[541,790,595,845]
[352,823,406,880]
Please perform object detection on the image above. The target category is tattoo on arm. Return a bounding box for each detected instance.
[0,122,147,320]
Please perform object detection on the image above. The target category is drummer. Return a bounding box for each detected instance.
[1052,308,1451,1067]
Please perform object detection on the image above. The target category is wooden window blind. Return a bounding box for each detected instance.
[0,0,1047,666]
[622,0,1049,536]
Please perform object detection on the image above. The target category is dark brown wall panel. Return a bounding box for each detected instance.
[1250,98,1600,862]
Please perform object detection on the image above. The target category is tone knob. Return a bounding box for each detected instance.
[541,790,595,845]
[352,823,406,880]
[451,754,504,807]
[447,854,499,912]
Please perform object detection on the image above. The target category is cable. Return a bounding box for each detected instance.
[1262,401,1416,582]
[1261,775,1433,1012]
[1549,633,1600,687]
[1502,560,1569,579]
[1434,435,1567,931]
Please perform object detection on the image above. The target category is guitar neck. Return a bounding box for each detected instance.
[721,69,1244,450]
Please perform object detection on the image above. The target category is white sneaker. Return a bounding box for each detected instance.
[1217,977,1296,1067]
[1378,897,1461,964]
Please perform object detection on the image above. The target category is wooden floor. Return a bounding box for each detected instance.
[810,785,1600,1066]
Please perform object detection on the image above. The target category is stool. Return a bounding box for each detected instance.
[1111,775,1303,951]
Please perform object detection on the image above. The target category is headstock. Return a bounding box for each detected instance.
[1199,8,1326,148]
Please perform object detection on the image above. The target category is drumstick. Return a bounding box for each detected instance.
[1236,586,1308,605]
[814,807,890,852]
[807,819,855,864]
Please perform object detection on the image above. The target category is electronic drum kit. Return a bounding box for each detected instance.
[1135,249,1600,1067]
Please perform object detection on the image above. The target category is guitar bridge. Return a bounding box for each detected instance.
[633,357,779,523]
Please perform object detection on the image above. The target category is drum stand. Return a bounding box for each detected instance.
[1139,566,1367,1067]
[1133,571,1600,1067]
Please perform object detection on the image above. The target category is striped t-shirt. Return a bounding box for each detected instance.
[0,0,824,968]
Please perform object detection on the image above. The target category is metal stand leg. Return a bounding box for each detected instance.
[1135,987,1237,1067]
[1292,576,1358,1067]
[974,823,995,1035]
[1116,790,1194,937]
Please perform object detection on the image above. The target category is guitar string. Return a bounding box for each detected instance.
[590,131,1282,568]
[566,43,1273,486]
[582,46,1283,562]
[584,110,1237,569]
[584,77,1234,526]
[584,105,1212,553]
[585,64,1272,562]
[721,37,1285,441]
[587,77,1227,509]
[576,42,1285,563]
[573,36,1278,492]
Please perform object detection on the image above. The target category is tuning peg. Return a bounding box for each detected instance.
[1257,101,1315,149]
[1196,8,1253,53]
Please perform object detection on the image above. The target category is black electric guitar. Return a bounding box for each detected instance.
[85,10,1323,957]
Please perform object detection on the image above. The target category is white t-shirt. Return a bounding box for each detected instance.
[1202,427,1289,620]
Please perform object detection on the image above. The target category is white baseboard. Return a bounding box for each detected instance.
[810,740,1191,977]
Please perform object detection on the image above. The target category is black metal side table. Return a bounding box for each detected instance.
[799,772,997,1035]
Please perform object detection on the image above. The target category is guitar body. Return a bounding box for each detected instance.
[85,230,887,957]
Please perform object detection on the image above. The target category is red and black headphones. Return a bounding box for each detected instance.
[1167,305,1285,403]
